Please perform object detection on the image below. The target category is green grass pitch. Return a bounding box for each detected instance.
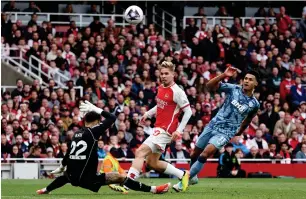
[2,178,306,199]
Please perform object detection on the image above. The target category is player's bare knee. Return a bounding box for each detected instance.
[200,150,211,159]
[191,150,199,159]
[135,146,148,158]
[146,158,157,169]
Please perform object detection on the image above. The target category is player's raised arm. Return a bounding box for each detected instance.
[80,101,116,137]
[206,66,237,92]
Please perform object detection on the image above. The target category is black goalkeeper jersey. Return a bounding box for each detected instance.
[62,111,116,184]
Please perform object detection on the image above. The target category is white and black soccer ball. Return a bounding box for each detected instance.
[124,5,144,25]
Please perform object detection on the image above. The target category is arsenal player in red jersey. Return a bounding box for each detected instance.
[126,61,192,192]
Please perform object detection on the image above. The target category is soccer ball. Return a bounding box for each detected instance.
[124,5,144,25]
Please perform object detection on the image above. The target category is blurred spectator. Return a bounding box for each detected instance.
[56,142,68,158]
[245,146,262,159]
[23,1,41,12]
[89,16,105,34]
[27,13,38,27]
[295,143,306,162]
[1,134,12,158]
[263,143,282,159]
[288,131,299,149]
[232,136,249,155]
[293,135,306,155]
[247,129,269,151]
[276,6,292,34]
[215,6,229,17]
[27,145,42,159]
[279,142,292,159]
[254,7,266,17]
[274,112,296,137]
[130,126,146,151]
[267,8,276,17]
[290,77,306,108]
[299,7,306,41]
[194,7,206,17]
[8,145,24,162]
[184,18,199,43]
[97,140,106,159]
[117,139,134,159]
[169,141,190,163]
[2,1,20,12]
[217,143,246,178]
[88,4,100,14]
[259,101,280,133]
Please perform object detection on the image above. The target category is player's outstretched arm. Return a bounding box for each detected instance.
[206,66,237,92]
[80,101,116,135]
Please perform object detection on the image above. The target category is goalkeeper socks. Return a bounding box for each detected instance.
[46,175,69,192]
[123,177,151,192]
[127,167,140,180]
[164,163,184,179]
[190,156,207,179]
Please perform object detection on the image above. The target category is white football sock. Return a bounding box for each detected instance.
[150,186,156,193]
[127,167,140,180]
[164,163,184,179]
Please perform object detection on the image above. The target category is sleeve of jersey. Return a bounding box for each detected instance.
[218,82,238,94]
[174,89,190,110]
[175,90,192,133]
[91,111,116,139]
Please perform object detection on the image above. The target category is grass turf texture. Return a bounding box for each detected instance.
[2,178,306,199]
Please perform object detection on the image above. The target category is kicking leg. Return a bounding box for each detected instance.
[127,144,152,180]
[146,153,189,192]
[36,175,70,194]
[105,172,171,194]
[146,153,185,179]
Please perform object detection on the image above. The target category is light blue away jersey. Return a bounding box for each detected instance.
[207,83,260,137]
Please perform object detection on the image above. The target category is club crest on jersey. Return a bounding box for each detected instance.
[165,94,169,99]
[231,99,248,113]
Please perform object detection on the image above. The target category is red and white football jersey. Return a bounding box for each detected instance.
[155,83,190,134]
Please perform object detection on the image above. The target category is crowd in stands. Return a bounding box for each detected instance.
[1,4,306,164]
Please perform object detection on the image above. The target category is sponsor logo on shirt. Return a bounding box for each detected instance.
[157,97,167,109]
[231,99,248,113]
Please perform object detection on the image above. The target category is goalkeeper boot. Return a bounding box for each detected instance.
[108,184,128,194]
[154,182,171,194]
[36,188,50,195]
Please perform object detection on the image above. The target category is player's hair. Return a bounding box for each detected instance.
[160,61,175,72]
[246,70,260,82]
[84,111,101,124]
